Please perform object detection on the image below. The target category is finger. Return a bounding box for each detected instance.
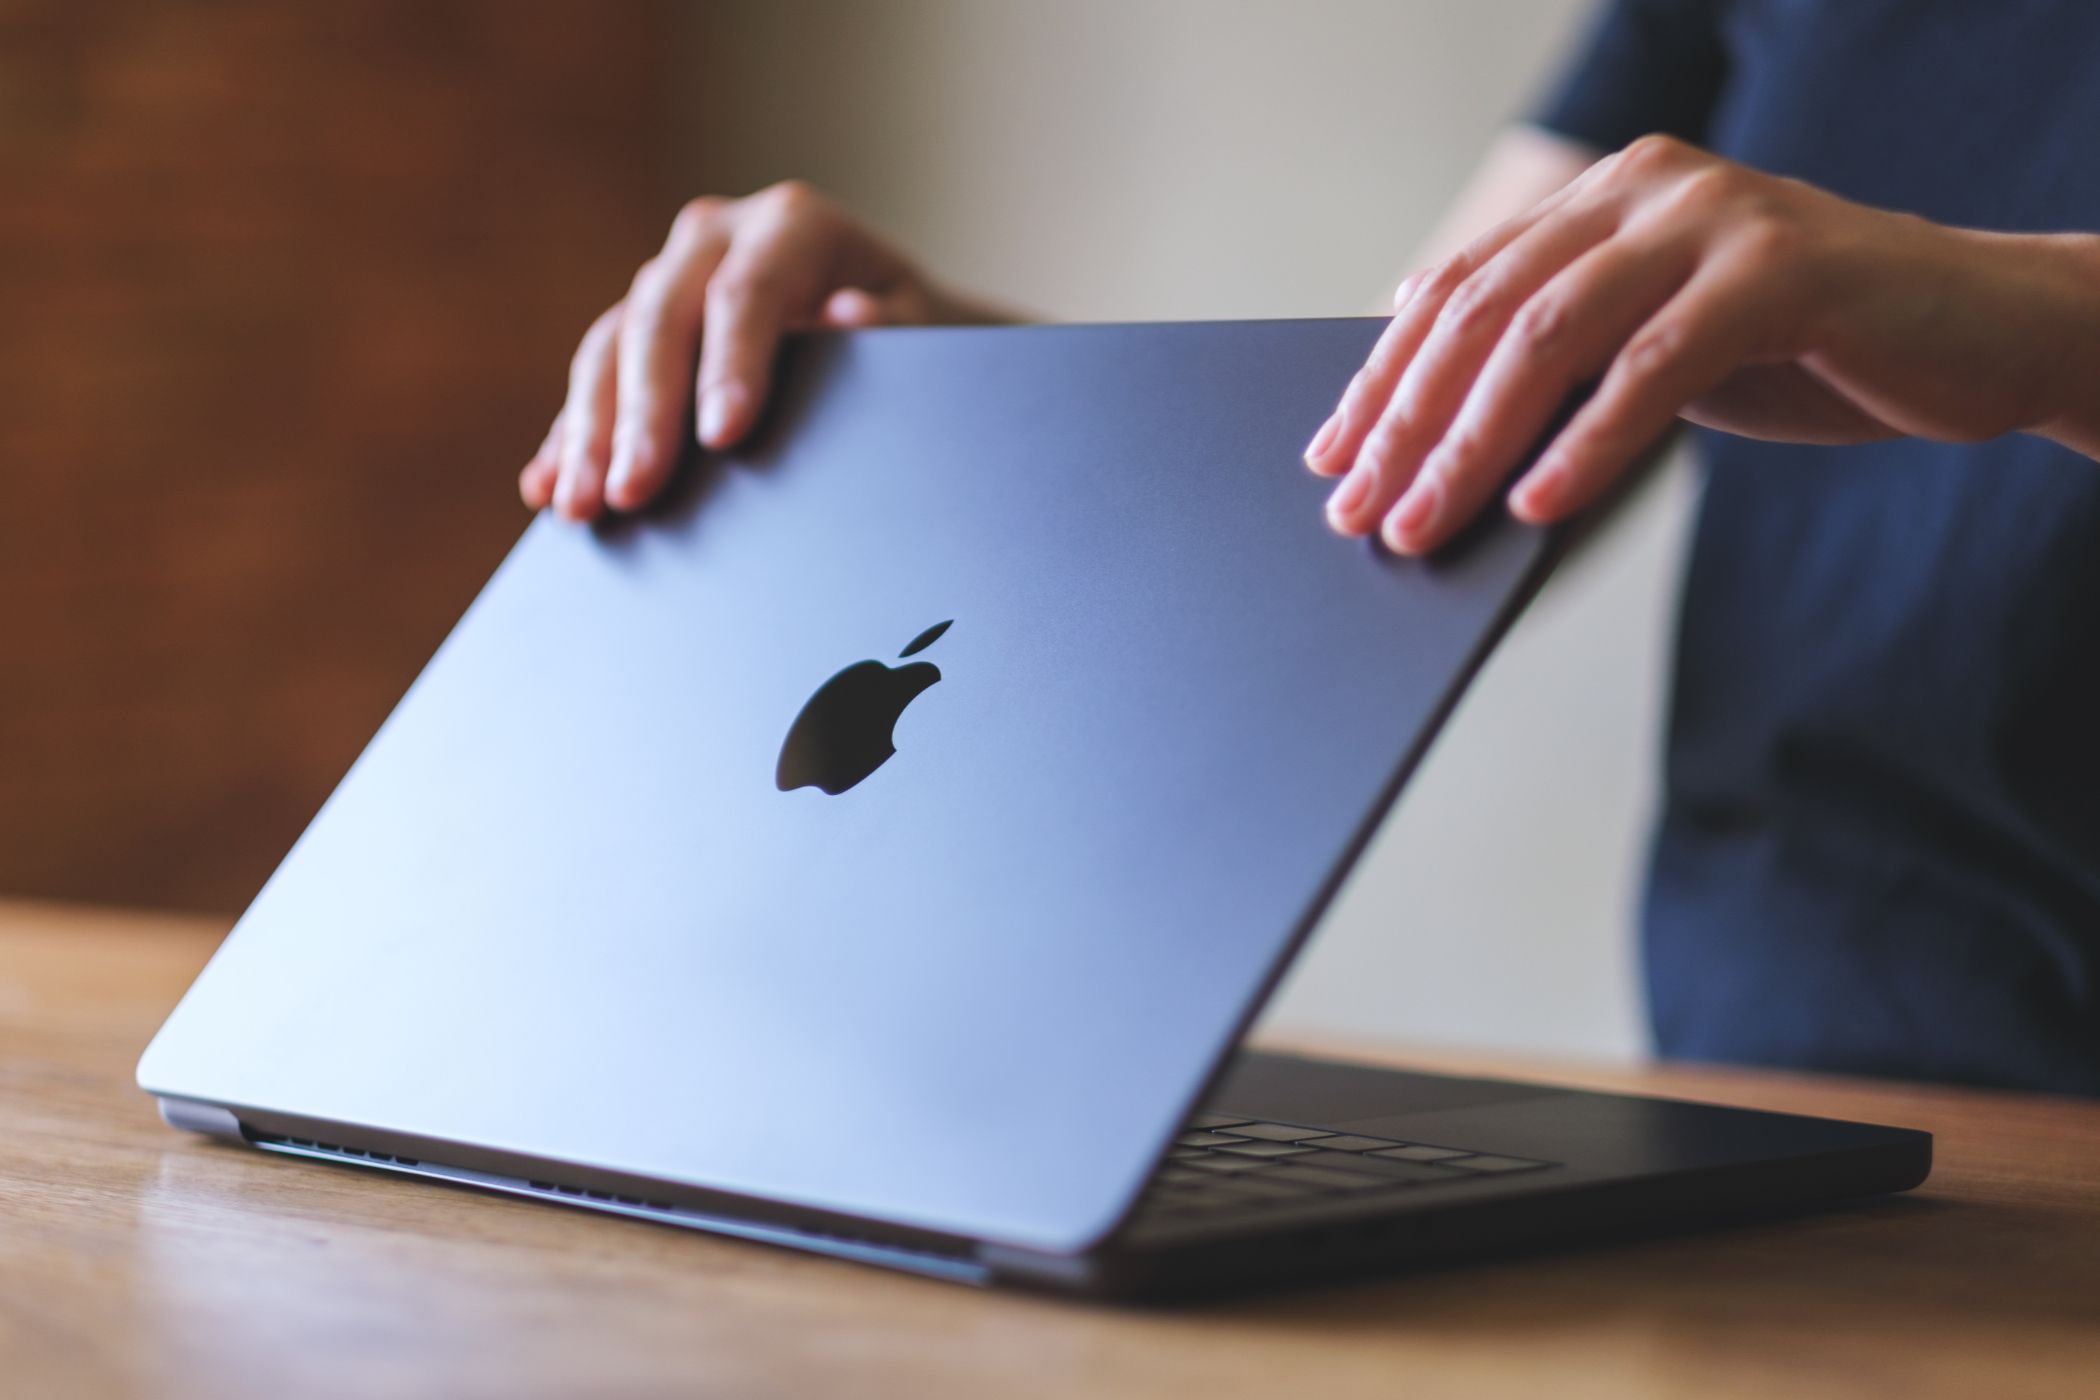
[1383,233,1697,553]
[1308,211,1555,484]
[1328,201,1617,537]
[693,198,834,450]
[1305,302,1434,482]
[820,282,940,329]
[519,415,563,509]
[1307,163,1616,485]
[607,220,731,510]
[1512,245,1788,522]
[553,304,622,522]
[1680,362,1898,442]
[818,286,886,327]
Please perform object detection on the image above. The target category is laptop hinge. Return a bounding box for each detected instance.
[157,1096,246,1141]
[239,1127,993,1284]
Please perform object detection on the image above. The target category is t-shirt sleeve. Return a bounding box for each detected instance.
[1530,0,1731,152]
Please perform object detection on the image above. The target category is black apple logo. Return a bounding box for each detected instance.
[775,621,953,794]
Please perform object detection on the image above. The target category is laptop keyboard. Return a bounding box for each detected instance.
[1135,1113,1558,1220]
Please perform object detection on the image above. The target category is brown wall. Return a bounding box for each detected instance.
[0,1,678,912]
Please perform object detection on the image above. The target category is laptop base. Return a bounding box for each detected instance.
[157,1050,1931,1301]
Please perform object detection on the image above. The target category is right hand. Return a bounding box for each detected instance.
[521,181,1004,521]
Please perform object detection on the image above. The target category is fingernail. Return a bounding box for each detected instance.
[1511,461,1562,519]
[1327,468,1371,525]
[605,432,635,502]
[698,384,742,446]
[1304,411,1342,464]
[1389,475,1443,549]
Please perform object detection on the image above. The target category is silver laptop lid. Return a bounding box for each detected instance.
[138,318,1556,1254]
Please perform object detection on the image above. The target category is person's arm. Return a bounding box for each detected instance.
[1308,0,1728,549]
[1302,135,2100,555]
[1310,0,2100,555]
[1362,123,1679,566]
[520,182,1021,523]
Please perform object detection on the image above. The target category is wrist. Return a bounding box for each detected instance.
[2031,232,2100,460]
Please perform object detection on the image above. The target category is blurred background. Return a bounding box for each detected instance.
[2,0,1691,1062]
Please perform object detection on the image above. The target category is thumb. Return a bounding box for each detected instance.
[818,284,936,328]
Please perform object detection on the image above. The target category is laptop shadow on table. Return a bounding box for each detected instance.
[1171,1191,2090,1332]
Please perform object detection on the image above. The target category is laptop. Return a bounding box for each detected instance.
[138,317,1930,1297]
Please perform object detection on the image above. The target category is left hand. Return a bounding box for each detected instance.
[1303,134,2100,554]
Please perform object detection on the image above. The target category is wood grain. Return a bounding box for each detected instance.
[0,1,673,912]
[3,899,2097,1399]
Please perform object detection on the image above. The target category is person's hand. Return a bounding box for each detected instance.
[522,181,1009,521]
[1303,134,2100,554]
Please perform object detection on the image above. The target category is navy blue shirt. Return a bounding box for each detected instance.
[1536,0,2100,1094]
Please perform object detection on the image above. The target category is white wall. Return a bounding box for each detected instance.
[682,0,1693,1061]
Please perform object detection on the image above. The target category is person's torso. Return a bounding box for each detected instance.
[1648,0,2100,1093]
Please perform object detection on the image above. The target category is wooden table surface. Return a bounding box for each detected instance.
[5,900,2098,1399]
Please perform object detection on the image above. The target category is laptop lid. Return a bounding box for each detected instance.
[138,318,1557,1255]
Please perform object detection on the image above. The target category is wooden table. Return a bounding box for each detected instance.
[5,900,2097,1399]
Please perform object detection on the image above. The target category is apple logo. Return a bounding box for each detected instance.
[775,620,953,794]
